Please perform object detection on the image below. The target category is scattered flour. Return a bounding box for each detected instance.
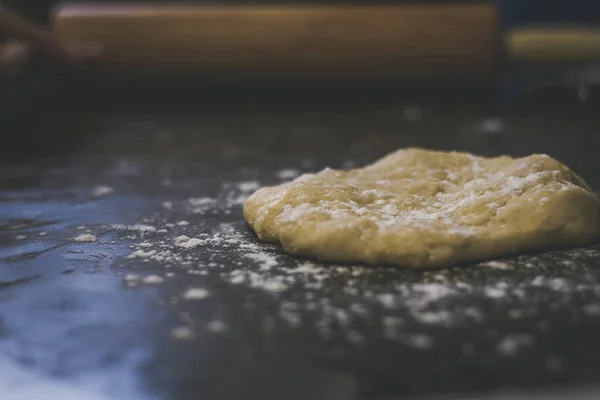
[89,175,600,353]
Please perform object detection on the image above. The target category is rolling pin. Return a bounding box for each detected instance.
[51,2,501,83]
[45,2,600,84]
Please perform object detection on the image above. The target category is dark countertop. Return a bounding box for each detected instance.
[2,85,600,400]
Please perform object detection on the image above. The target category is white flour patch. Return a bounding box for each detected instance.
[244,253,279,270]
[206,321,227,333]
[142,275,164,285]
[170,326,194,340]
[413,310,452,325]
[222,180,263,207]
[186,180,261,214]
[183,288,210,300]
[378,293,396,308]
[188,197,217,214]
[72,234,97,242]
[404,283,459,309]
[479,118,503,134]
[583,303,600,315]
[549,278,571,292]
[127,250,157,259]
[480,260,512,269]
[224,270,290,292]
[111,224,157,233]
[509,309,525,319]
[463,307,484,321]
[497,334,534,356]
[237,181,260,192]
[175,236,204,249]
[404,334,433,350]
[531,276,545,286]
[382,316,403,339]
[91,185,114,197]
[277,169,300,180]
[223,193,248,207]
[484,286,507,299]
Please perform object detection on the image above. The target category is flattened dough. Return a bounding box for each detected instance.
[244,148,600,268]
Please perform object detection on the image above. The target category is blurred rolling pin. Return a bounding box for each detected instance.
[51,2,500,83]
[51,2,600,83]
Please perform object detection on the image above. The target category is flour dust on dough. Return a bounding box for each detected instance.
[244,148,600,268]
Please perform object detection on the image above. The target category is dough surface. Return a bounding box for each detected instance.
[244,148,600,268]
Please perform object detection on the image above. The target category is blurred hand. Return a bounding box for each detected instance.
[0,10,101,79]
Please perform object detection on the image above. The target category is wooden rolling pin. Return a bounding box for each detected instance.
[51,2,500,83]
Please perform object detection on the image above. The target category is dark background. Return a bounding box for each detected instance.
[2,1,600,400]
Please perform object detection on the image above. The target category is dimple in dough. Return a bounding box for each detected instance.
[244,148,600,268]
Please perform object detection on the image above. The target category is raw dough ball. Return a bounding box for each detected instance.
[244,148,600,268]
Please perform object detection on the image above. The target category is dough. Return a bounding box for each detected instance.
[244,148,600,268]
